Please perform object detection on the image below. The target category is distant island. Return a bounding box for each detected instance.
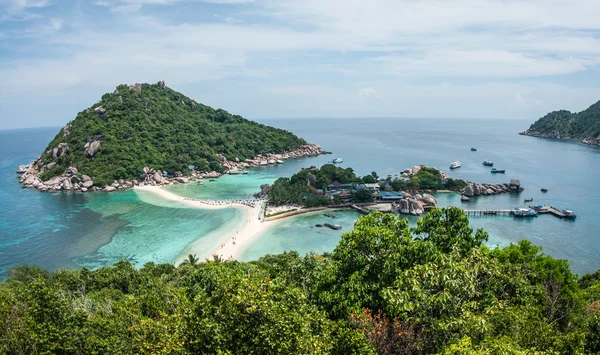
[16,81,322,192]
[520,100,600,146]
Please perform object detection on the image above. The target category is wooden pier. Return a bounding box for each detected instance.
[351,204,371,215]
[464,209,513,216]
[534,206,575,219]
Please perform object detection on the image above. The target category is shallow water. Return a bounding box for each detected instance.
[1,118,599,277]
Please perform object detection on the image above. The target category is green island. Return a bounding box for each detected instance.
[1,208,599,354]
[266,164,467,208]
[16,82,320,190]
[520,100,600,146]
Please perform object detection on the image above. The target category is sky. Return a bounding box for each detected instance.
[1,0,600,129]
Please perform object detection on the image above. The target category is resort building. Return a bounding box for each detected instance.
[364,183,380,191]
[378,191,404,201]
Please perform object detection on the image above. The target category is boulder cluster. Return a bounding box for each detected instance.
[393,193,437,216]
[462,179,524,197]
[219,144,322,174]
[16,143,323,193]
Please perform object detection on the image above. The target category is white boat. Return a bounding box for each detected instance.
[332,158,343,163]
[449,161,462,169]
[242,170,248,174]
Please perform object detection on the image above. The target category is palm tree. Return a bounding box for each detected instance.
[183,254,199,265]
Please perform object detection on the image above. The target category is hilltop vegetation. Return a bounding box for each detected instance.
[521,100,600,145]
[36,82,307,186]
[1,208,599,354]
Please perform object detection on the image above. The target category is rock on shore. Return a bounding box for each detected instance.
[462,180,523,197]
[16,143,324,193]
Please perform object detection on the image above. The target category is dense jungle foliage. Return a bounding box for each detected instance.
[38,82,307,186]
[267,165,467,206]
[1,207,599,354]
[526,100,600,140]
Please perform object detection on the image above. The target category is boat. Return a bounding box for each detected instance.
[242,170,248,174]
[315,224,323,227]
[490,168,505,174]
[209,179,216,182]
[332,158,343,164]
[541,188,548,193]
[196,180,204,185]
[524,198,533,202]
[513,207,538,217]
[324,223,342,230]
[562,210,577,219]
[471,148,477,151]
[449,161,462,169]
[461,195,470,202]
[324,213,336,218]
[482,160,494,166]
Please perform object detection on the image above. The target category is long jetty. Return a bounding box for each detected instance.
[464,207,575,219]
[351,204,371,215]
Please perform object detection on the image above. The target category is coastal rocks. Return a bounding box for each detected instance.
[464,185,474,197]
[153,171,164,183]
[82,181,94,188]
[94,106,106,114]
[421,193,437,208]
[84,140,101,158]
[51,143,69,160]
[16,164,28,173]
[45,162,57,170]
[81,175,91,183]
[104,186,116,192]
[399,199,409,214]
[175,177,189,184]
[254,184,270,198]
[157,80,165,90]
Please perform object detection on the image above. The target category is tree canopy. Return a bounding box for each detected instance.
[1,207,599,354]
[524,100,600,141]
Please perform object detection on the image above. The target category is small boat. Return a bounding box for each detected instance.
[209,179,216,182]
[524,198,533,202]
[315,224,323,227]
[197,180,204,185]
[562,210,577,219]
[332,158,343,164]
[482,160,494,166]
[324,213,336,218]
[461,195,470,202]
[490,168,505,174]
[324,223,342,230]
[449,161,462,169]
[541,188,548,193]
[242,170,248,174]
[471,148,477,151]
[513,207,538,217]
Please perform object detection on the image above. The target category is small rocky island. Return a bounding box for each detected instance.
[16,81,323,192]
[520,100,600,146]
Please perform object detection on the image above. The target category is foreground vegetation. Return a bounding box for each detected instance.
[523,100,600,142]
[39,82,307,186]
[267,165,467,206]
[2,207,599,354]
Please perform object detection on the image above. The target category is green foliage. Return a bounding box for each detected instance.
[388,168,467,192]
[526,100,600,141]
[1,208,598,354]
[38,83,307,186]
[352,188,375,202]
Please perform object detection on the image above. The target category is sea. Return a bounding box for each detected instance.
[1,118,599,278]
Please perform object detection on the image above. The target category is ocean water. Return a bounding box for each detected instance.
[0,118,599,277]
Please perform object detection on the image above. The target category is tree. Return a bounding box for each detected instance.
[352,188,374,202]
[183,254,199,265]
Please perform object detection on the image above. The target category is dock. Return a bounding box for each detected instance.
[351,204,371,215]
[534,206,575,219]
[464,209,513,216]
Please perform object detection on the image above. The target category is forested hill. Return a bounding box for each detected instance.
[33,82,307,186]
[520,100,600,146]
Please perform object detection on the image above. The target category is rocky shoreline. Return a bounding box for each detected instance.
[519,129,600,147]
[16,143,323,193]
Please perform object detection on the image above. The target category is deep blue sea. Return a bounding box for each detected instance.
[1,118,599,278]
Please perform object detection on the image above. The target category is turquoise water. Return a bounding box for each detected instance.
[1,119,599,277]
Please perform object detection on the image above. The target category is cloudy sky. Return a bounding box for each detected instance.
[1,0,600,129]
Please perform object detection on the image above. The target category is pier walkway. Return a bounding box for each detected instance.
[464,210,513,216]
[351,204,371,215]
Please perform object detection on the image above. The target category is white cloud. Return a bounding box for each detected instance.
[357,87,383,105]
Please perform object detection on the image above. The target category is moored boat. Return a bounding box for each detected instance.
[449,161,462,169]
[513,207,538,217]
[490,168,505,174]
[482,160,493,166]
[242,170,248,174]
[324,223,342,230]
[471,148,477,151]
[332,158,343,164]
[562,210,577,219]
[524,198,533,202]
[541,188,548,193]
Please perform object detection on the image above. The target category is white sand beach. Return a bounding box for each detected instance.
[134,185,275,263]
